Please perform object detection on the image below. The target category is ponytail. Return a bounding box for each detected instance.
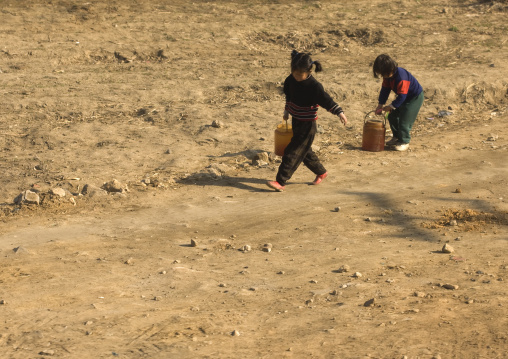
[313,60,323,73]
[290,50,323,73]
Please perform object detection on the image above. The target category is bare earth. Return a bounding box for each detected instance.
[1,1,507,358]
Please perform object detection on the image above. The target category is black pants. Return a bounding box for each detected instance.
[276,119,326,186]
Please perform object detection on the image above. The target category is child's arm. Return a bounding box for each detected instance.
[377,79,392,113]
[316,85,347,125]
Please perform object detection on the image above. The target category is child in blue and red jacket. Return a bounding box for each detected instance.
[373,54,424,151]
[267,50,348,192]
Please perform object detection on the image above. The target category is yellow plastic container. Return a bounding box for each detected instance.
[274,121,293,156]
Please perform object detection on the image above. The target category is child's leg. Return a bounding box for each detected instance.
[397,92,424,144]
[387,111,401,141]
[276,120,314,185]
[302,123,326,175]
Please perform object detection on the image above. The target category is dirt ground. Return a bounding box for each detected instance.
[1,0,507,358]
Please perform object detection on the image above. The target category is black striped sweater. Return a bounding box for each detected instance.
[283,74,343,121]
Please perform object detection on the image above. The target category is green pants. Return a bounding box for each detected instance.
[387,91,424,144]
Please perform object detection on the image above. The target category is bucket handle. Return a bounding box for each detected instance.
[364,110,387,125]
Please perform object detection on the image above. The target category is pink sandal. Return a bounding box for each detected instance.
[312,172,328,185]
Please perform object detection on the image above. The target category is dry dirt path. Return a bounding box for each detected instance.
[1,116,506,359]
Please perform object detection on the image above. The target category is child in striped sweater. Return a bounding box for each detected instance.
[267,50,348,192]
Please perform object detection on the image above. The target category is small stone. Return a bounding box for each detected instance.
[14,190,40,205]
[102,179,128,193]
[364,298,376,307]
[82,184,108,197]
[448,219,458,226]
[212,120,224,128]
[190,239,198,247]
[337,265,350,273]
[51,188,67,197]
[154,296,162,301]
[232,330,240,336]
[386,279,395,283]
[487,134,498,141]
[277,271,285,275]
[454,188,462,193]
[442,284,459,290]
[242,245,251,252]
[252,152,270,164]
[0,299,6,305]
[38,350,55,356]
[333,207,341,212]
[353,272,362,278]
[125,258,134,265]
[262,243,272,252]
[310,279,318,284]
[13,246,30,254]
[442,244,454,253]
[365,217,372,222]
[219,283,226,287]
[414,291,426,298]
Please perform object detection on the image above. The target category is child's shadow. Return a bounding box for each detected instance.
[179,175,273,192]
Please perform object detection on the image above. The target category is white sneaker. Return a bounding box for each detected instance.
[386,137,399,146]
[394,143,409,151]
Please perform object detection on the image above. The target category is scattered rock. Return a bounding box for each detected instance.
[14,190,40,205]
[442,284,459,290]
[212,120,224,128]
[337,265,350,273]
[353,272,362,278]
[190,239,198,247]
[51,187,67,197]
[442,243,454,253]
[487,134,498,141]
[124,258,134,265]
[13,246,30,254]
[82,184,108,197]
[262,243,272,252]
[252,152,270,165]
[242,245,251,252]
[448,219,458,226]
[310,279,318,284]
[38,350,55,356]
[0,299,6,305]
[414,291,426,298]
[102,179,128,193]
[232,330,240,336]
[333,207,341,212]
[454,188,462,193]
[364,298,376,307]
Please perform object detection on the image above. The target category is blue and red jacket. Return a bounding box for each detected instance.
[378,67,422,109]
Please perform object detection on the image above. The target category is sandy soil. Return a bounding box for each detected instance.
[1,1,507,358]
